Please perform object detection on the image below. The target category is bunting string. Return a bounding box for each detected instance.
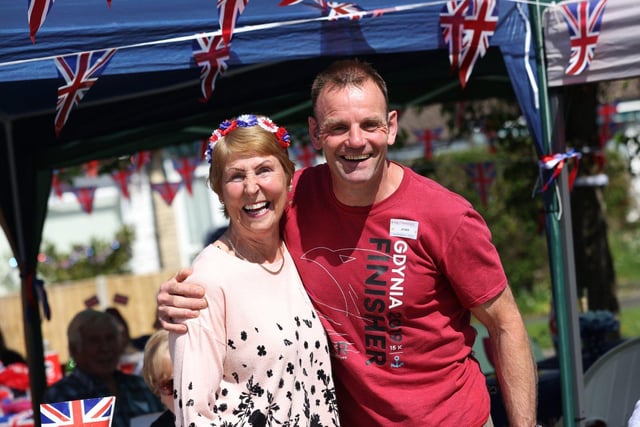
[1,2,451,69]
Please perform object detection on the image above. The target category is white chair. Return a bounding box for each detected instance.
[582,337,640,426]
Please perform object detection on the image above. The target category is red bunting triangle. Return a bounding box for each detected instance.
[130,151,151,173]
[172,157,200,195]
[71,186,97,214]
[83,160,100,178]
[111,169,132,199]
[151,182,182,206]
[51,169,65,198]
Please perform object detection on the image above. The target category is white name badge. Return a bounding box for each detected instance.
[390,219,418,239]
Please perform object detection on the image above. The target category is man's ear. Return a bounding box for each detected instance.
[308,116,322,150]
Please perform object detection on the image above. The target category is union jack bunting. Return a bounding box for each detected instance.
[28,0,55,43]
[464,161,496,207]
[82,160,101,178]
[326,2,365,20]
[151,182,182,206]
[111,169,132,199]
[172,157,200,195]
[292,144,317,168]
[54,49,117,137]
[413,127,443,160]
[217,0,248,46]
[560,0,608,76]
[71,186,97,214]
[193,35,230,102]
[597,102,617,146]
[458,0,498,88]
[51,169,67,198]
[440,0,469,72]
[130,150,151,172]
[40,397,115,426]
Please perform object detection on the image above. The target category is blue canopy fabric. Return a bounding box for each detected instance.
[1,1,543,150]
[0,0,544,420]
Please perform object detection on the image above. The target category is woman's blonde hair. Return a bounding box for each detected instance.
[142,329,170,396]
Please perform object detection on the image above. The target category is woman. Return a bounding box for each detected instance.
[142,329,175,427]
[170,114,340,426]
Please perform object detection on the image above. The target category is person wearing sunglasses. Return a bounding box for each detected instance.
[142,329,174,427]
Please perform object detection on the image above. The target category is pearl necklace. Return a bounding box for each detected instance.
[226,237,285,275]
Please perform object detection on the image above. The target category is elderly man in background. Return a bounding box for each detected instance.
[43,309,164,426]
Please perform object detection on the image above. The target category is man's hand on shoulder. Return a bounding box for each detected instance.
[156,268,207,333]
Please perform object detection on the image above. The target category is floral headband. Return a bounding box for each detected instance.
[205,114,291,163]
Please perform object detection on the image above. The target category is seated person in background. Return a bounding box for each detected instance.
[142,330,174,427]
[105,307,145,375]
[43,309,164,427]
[0,328,26,367]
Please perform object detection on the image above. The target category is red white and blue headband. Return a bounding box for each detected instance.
[205,114,291,163]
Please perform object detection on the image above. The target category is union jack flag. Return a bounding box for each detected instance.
[217,0,248,46]
[151,182,182,206]
[83,294,100,308]
[458,0,498,88]
[465,161,495,207]
[440,0,469,72]
[28,0,55,43]
[193,35,230,102]
[54,49,117,137]
[560,0,608,76]
[40,397,115,426]
[326,2,364,20]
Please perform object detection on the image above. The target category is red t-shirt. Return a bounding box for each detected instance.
[284,163,507,426]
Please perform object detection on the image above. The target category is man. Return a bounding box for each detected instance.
[43,309,165,426]
[158,59,537,426]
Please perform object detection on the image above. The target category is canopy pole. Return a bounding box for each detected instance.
[4,119,47,424]
[530,2,585,426]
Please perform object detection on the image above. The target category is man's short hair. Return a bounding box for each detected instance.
[67,309,119,351]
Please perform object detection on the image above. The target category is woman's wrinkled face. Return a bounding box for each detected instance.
[221,153,289,239]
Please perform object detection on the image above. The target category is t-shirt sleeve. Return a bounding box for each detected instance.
[441,209,508,308]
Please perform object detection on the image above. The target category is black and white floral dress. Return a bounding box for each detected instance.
[170,244,340,427]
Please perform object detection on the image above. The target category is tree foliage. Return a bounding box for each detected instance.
[37,225,134,283]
